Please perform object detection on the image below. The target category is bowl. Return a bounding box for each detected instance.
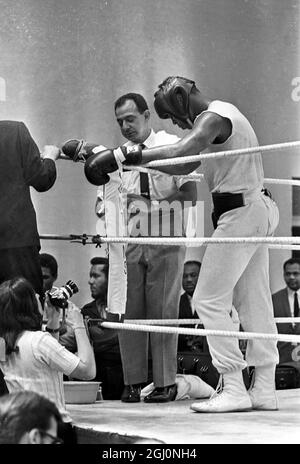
[64,381,101,404]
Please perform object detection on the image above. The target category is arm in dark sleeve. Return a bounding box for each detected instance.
[18,122,57,191]
[82,304,118,348]
[88,324,119,346]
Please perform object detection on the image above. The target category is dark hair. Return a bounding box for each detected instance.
[39,253,58,278]
[184,260,201,270]
[283,258,300,271]
[114,93,148,114]
[0,391,62,444]
[90,257,109,281]
[0,277,42,355]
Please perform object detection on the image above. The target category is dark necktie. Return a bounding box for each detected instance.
[294,292,299,318]
[139,144,150,199]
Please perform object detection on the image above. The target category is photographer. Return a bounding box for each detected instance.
[0,277,96,444]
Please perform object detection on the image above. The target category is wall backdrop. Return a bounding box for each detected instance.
[1,0,299,306]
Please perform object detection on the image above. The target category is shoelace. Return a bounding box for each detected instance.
[207,375,224,402]
[248,368,256,392]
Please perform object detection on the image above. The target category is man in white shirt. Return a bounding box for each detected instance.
[272,258,300,363]
[114,93,197,403]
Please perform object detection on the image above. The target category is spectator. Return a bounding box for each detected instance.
[0,391,63,444]
[178,260,209,353]
[59,257,124,399]
[0,121,60,297]
[40,253,58,293]
[179,260,201,322]
[114,93,197,403]
[272,258,300,363]
[81,257,124,400]
[0,277,96,443]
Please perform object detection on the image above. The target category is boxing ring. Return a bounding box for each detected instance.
[42,140,300,444]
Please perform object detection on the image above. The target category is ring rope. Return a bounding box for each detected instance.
[91,236,300,246]
[127,317,300,325]
[96,320,300,343]
[39,234,300,250]
[59,144,300,186]
[125,167,300,188]
[139,140,300,167]
[59,139,300,167]
[173,173,300,187]
[60,155,300,187]
[268,245,300,250]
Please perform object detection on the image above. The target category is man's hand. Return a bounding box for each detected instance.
[65,301,86,330]
[41,145,61,161]
[44,293,61,323]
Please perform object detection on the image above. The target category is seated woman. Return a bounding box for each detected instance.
[0,277,96,444]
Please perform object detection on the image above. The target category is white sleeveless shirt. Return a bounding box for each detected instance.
[197,100,264,194]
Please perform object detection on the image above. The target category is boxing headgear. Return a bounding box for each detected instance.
[154,76,195,124]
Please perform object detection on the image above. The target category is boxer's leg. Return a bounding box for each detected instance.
[191,199,269,412]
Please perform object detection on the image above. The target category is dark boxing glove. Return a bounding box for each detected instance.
[61,139,107,162]
[84,149,118,186]
[113,144,143,165]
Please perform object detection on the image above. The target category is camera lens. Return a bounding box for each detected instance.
[48,280,79,308]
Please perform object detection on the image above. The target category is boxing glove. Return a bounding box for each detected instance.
[84,149,118,185]
[113,144,143,165]
[61,139,107,162]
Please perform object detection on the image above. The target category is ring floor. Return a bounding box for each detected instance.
[67,389,300,444]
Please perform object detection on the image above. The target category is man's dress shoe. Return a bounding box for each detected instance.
[121,384,142,403]
[143,384,177,403]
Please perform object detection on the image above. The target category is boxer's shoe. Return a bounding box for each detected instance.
[248,365,278,410]
[190,390,252,413]
[248,388,278,411]
[190,372,252,413]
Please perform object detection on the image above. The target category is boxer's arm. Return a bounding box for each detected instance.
[148,162,200,176]
[161,181,198,206]
[139,112,228,174]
